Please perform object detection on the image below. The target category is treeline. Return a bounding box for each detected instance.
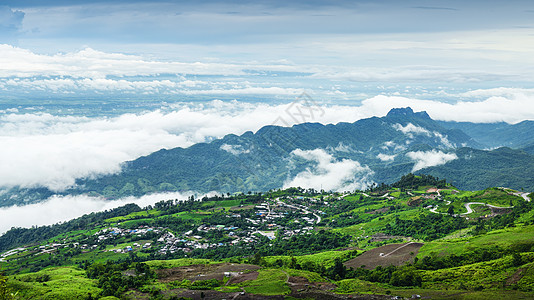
[384,213,469,241]
[84,260,155,298]
[367,173,448,192]
[393,173,448,190]
[473,199,534,235]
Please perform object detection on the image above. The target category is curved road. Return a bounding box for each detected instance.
[429,202,513,215]
[518,192,531,202]
[461,202,513,215]
[275,199,322,224]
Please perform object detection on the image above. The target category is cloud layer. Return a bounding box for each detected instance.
[284,149,374,191]
[0,192,194,234]
[406,150,458,172]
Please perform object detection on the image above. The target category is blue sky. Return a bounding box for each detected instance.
[1,0,533,107]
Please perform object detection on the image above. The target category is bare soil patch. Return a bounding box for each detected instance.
[407,197,423,207]
[344,242,424,270]
[156,263,260,283]
[163,288,283,299]
[490,206,512,215]
[226,271,259,285]
[229,205,256,211]
[366,207,390,214]
[506,268,525,286]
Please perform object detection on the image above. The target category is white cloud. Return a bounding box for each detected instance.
[220,144,251,155]
[359,92,534,124]
[284,149,374,191]
[0,45,303,79]
[393,123,431,138]
[0,192,195,234]
[0,77,304,96]
[377,153,396,162]
[327,142,353,153]
[406,150,458,172]
[392,123,455,148]
[433,131,454,148]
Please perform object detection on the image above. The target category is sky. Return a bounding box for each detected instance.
[2,0,534,231]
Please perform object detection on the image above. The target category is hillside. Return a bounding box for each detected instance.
[72,107,476,197]
[419,147,534,191]
[438,120,534,149]
[1,175,533,299]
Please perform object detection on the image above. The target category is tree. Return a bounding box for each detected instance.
[0,273,16,300]
[389,266,422,287]
[447,206,455,216]
[329,258,347,280]
[512,253,523,267]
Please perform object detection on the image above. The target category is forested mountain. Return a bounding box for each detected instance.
[419,147,534,191]
[438,120,534,149]
[68,107,478,198]
[1,107,534,206]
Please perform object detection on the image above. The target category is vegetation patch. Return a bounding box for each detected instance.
[239,268,290,295]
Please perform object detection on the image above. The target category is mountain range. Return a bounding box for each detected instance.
[1,107,534,206]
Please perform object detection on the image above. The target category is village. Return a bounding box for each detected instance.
[0,196,327,261]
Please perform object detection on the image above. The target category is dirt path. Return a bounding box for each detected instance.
[379,242,417,257]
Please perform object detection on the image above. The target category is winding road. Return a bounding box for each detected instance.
[275,199,322,224]
[461,202,513,215]
[518,192,531,202]
[428,202,513,215]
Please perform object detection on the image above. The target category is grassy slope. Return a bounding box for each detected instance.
[239,268,290,295]
[418,225,534,257]
[8,267,101,300]
[264,249,361,269]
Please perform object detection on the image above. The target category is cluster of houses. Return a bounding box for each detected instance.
[101,197,323,255]
[1,196,327,261]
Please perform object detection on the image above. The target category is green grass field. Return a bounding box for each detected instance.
[144,258,217,269]
[8,267,101,300]
[105,209,162,223]
[265,249,360,269]
[418,225,534,258]
[239,268,290,295]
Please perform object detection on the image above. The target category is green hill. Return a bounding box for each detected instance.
[1,176,533,299]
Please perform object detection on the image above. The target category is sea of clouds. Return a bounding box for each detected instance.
[2,92,534,193]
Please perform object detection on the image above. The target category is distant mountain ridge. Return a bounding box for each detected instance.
[438,119,534,149]
[67,107,477,197]
[1,107,533,206]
